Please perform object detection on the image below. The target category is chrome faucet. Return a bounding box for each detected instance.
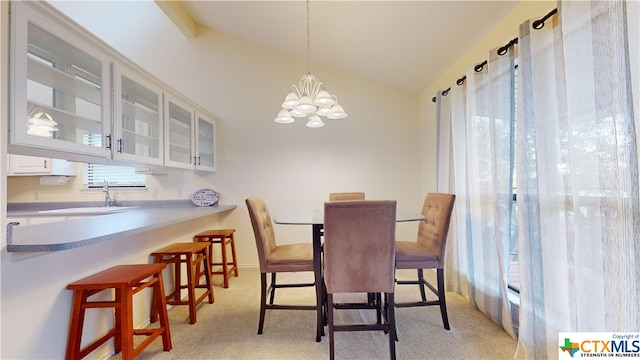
[103,180,116,207]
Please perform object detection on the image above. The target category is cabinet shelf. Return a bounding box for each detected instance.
[120,128,159,146]
[27,100,104,135]
[169,120,192,138]
[121,98,159,125]
[28,57,102,106]
[169,144,191,154]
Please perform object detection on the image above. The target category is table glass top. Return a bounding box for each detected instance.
[273,208,425,225]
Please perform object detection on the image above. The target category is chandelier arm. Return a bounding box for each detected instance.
[290,84,303,97]
[310,79,322,99]
[299,76,311,96]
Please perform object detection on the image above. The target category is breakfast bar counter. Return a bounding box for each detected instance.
[5,201,236,252]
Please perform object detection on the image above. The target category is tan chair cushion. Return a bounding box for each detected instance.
[396,193,455,269]
[246,196,314,274]
[395,241,439,269]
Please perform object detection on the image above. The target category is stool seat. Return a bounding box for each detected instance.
[150,242,214,324]
[193,229,239,288]
[65,264,172,360]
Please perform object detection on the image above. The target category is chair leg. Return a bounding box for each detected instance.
[437,268,450,330]
[386,293,397,360]
[375,293,382,324]
[417,269,427,302]
[328,293,335,360]
[322,281,328,327]
[269,273,277,305]
[258,273,267,335]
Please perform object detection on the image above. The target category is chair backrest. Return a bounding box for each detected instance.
[416,193,456,268]
[328,192,365,201]
[246,196,277,272]
[323,200,396,294]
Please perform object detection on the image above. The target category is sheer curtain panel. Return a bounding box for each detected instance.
[439,46,517,338]
[515,1,640,358]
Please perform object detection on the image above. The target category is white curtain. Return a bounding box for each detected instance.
[516,1,639,358]
[438,44,517,338]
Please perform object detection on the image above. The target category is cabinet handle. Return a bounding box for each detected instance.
[43,160,48,169]
[197,156,201,165]
[106,134,112,149]
[117,139,123,153]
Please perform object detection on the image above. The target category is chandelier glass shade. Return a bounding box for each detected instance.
[274,0,347,128]
[275,74,347,127]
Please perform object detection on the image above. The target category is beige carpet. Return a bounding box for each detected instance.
[112,268,516,360]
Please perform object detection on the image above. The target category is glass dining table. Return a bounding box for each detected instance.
[273,207,426,342]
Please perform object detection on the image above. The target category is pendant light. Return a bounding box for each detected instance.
[274,0,347,128]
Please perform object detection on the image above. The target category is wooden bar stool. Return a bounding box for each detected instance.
[193,229,239,288]
[65,264,172,360]
[150,242,214,324]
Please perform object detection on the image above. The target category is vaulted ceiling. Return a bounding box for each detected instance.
[158,1,521,93]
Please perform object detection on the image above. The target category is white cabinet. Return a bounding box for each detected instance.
[164,93,217,172]
[9,2,217,173]
[113,64,164,166]
[10,1,111,159]
[195,111,217,172]
[8,154,76,176]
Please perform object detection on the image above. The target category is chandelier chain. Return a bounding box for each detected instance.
[306,0,311,74]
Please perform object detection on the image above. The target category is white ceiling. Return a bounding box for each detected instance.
[179,1,521,93]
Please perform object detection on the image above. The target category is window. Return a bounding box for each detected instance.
[508,63,519,294]
[83,163,145,188]
[82,133,145,188]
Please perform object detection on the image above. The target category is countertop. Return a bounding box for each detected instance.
[5,201,236,252]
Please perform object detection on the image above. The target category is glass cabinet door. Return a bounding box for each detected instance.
[113,65,164,166]
[164,95,195,170]
[196,112,217,172]
[10,2,111,158]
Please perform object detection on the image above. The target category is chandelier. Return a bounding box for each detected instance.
[274,0,347,128]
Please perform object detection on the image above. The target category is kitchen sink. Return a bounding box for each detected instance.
[38,206,140,214]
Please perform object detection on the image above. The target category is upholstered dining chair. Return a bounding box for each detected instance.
[329,192,383,312]
[328,192,365,201]
[395,193,456,330]
[245,196,317,336]
[324,200,397,360]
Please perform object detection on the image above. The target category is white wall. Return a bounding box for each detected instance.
[1,2,423,358]
[43,1,424,265]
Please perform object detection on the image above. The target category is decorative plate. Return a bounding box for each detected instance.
[191,188,219,207]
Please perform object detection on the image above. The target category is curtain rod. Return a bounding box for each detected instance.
[431,7,558,103]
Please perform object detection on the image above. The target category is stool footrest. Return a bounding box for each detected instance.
[79,328,117,359]
[132,328,169,358]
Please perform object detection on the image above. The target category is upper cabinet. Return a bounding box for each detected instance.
[164,92,217,172]
[9,2,217,172]
[10,1,111,159]
[195,111,217,172]
[113,64,164,166]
